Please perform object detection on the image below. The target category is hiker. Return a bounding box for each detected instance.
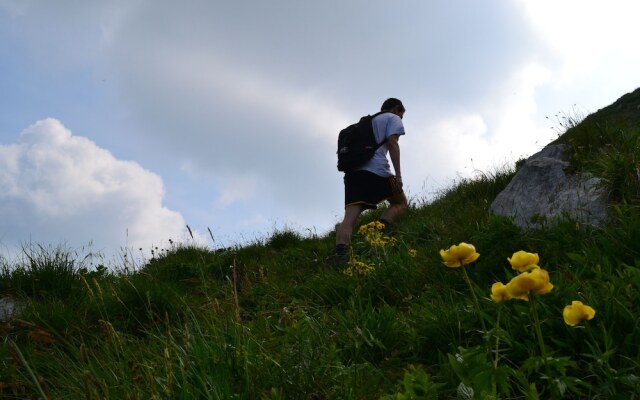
[334,98,408,264]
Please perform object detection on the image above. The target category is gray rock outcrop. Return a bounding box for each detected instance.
[490,144,609,229]
[0,296,22,321]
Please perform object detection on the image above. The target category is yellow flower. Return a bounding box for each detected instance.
[408,249,418,258]
[508,250,540,272]
[529,268,554,294]
[505,268,553,301]
[358,221,395,247]
[343,257,375,277]
[439,242,480,268]
[490,282,511,303]
[505,275,534,301]
[358,221,385,235]
[563,301,596,326]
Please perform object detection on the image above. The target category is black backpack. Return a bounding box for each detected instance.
[336,111,389,172]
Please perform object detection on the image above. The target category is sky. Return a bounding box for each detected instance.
[1,0,639,264]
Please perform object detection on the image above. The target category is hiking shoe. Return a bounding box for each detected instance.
[379,218,397,236]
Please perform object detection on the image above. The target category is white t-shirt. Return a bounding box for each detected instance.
[358,112,405,177]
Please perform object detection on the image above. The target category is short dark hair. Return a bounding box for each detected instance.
[381,98,405,112]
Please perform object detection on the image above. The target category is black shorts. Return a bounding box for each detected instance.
[344,170,404,210]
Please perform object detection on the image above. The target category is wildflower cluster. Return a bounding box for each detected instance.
[490,251,553,302]
[492,250,595,326]
[358,221,396,247]
[438,242,599,398]
[342,221,397,279]
[439,245,596,327]
[343,257,375,277]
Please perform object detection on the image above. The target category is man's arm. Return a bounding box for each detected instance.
[387,134,402,184]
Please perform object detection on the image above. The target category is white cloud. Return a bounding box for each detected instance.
[0,118,188,259]
[402,61,556,198]
[480,64,555,156]
[405,114,489,189]
[521,0,640,95]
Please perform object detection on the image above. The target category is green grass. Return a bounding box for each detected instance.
[2,89,640,398]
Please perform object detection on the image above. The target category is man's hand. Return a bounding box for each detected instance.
[393,176,403,192]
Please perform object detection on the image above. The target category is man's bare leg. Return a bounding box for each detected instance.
[380,193,408,228]
[336,204,365,246]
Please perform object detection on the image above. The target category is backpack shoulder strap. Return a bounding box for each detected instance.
[370,111,393,147]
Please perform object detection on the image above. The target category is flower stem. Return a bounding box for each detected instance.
[493,308,501,370]
[462,268,487,334]
[530,296,549,370]
[491,307,502,396]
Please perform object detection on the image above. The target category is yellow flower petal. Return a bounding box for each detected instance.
[439,242,480,268]
[505,268,553,300]
[563,301,596,326]
[490,282,511,303]
[439,249,461,267]
[508,250,540,272]
[505,276,532,301]
[530,268,554,294]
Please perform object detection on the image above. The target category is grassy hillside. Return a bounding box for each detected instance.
[1,88,640,399]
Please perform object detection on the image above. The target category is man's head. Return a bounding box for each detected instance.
[381,98,405,118]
